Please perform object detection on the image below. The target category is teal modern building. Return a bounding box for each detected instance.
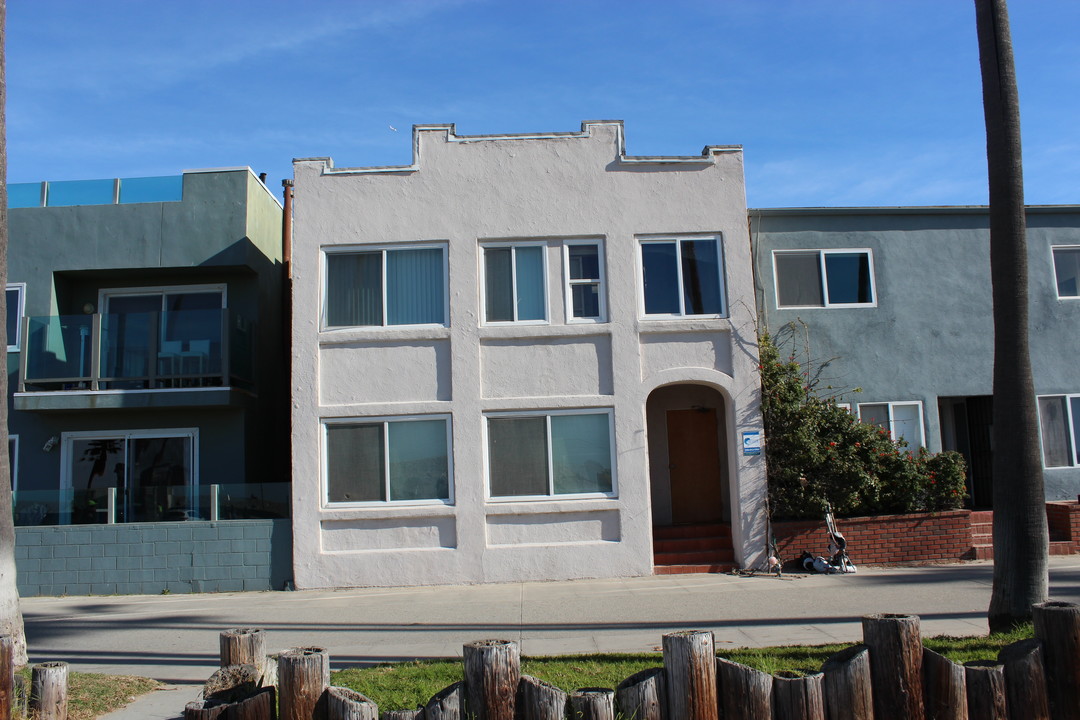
[6,169,291,594]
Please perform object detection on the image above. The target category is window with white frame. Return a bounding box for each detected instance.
[564,242,606,322]
[486,410,614,498]
[1037,394,1080,467]
[640,237,726,317]
[774,249,875,308]
[6,283,25,351]
[324,416,451,504]
[482,243,547,323]
[324,246,447,328]
[858,401,924,447]
[1052,246,1080,298]
[61,428,197,523]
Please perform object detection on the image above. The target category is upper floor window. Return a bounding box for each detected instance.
[1038,394,1080,468]
[565,242,606,322]
[324,415,452,504]
[774,249,875,308]
[858,401,924,448]
[1052,246,1080,298]
[6,283,25,351]
[640,237,726,317]
[324,245,447,328]
[486,409,615,499]
[482,243,547,324]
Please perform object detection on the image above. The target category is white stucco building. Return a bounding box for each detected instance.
[290,121,766,588]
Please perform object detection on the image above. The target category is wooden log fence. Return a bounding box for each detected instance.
[5,600,1076,720]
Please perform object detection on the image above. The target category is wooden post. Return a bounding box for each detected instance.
[184,699,227,719]
[615,667,665,720]
[516,676,566,720]
[773,672,825,720]
[922,649,967,720]
[380,711,421,720]
[326,687,377,720]
[663,631,718,720]
[570,689,615,720]
[1032,600,1080,720]
[30,661,68,720]
[716,657,771,720]
[862,613,924,720]
[821,645,873,720]
[279,647,330,720]
[220,629,268,677]
[998,639,1049,720]
[0,635,12,720]
[964,661,1006,720]
[228,687,277,720]
[463,640,519,720]
[204,663,261,703]
[424,682,462,720]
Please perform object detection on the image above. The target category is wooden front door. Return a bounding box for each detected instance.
[667,408,725,524]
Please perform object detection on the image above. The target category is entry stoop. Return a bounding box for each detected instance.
[966,509,1078,560]
[653,523,736,574]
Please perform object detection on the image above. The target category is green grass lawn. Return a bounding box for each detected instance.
[331,624,1034,712]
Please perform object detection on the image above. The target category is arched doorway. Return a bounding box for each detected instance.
[646,383,733,572]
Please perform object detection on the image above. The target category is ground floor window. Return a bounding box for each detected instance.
[486,409,615,499]
[324,415,451,505]
[1038,394,1080,468]
[857,401,924,448]
[61,428,197,523]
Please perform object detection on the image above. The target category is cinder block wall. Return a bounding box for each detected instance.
[14,519,292,596]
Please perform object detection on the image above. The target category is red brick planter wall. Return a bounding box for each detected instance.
[773,510,973,567]
[1046,501,1080,551]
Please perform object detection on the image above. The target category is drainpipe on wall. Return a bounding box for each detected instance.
[281,179,295,495]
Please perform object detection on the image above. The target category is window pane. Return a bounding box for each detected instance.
[128,436,193,522]
[515,246,545,321]
[1073,398,1080,466]
[488,417,548,496]
[891,404,922,446]
[860,404,889,431]
[775,252,824,307]
[824,252,873,304]
[327,253,382,326]
[1053,248,1080,297]
[568,245,600,280]
[387,248,444,325]
[1039,396,1072,467]
[388,420,449,501]
[571,284,601,319]
[680,239,723,315]
[484,248,514,322]
[326,424,385,502]
[641,243,680,314]
[6,288,20,347]
[551,414,612,494]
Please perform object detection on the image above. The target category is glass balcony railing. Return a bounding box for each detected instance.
[19,309,255,393]
[8,175,184,208]
[12,483,290,526]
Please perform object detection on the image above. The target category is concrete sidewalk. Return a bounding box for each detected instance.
[26,557,1080,719]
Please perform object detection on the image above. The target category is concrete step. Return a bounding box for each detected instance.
[654,549,735,566]
[967,540,1077,561]
[653,563,737,575]
[653,523,730,540]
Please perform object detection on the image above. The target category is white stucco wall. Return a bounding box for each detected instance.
[290,121,766,589]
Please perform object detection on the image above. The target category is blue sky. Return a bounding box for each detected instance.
[7,0,1079,208]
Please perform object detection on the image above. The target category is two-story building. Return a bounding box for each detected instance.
[289,121,768,588]
[750,205,1080,508]
[8,168,287,529]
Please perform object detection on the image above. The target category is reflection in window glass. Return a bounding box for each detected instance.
[483,245,546,323]
[641,239,724,317]
[824,253,873,304]
[551,413,612,494]
[326,248,445,327]
[567,245,602,320]
[1053,247,1080,298]
[488,417,548,497]
[774,252,824,307]
[326,418,450,503]
[6,286,23,350]
[774,250,874,308]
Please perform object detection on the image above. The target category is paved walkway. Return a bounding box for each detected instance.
[23,557,1080,719]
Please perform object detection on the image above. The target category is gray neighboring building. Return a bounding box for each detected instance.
[750,205,1080,506]
[7,168,288,527]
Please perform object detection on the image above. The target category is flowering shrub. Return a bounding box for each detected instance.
[759,332,967,520]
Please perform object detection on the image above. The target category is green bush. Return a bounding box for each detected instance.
[759,332,967,520]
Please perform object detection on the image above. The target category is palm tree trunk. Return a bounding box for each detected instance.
[974,0,1049,632]
[0,0,27,665]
